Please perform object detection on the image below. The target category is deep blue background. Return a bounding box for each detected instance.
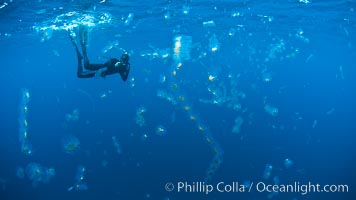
[0,0,355,199]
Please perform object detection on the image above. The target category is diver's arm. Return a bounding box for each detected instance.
[119,64,130,81]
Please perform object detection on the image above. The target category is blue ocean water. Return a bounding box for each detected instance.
[0,0,355,199]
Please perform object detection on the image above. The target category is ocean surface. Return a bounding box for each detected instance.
[0,0,355,200]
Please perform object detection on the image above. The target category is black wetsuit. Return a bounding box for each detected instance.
[69,27,130,81]
[79,57,130,81]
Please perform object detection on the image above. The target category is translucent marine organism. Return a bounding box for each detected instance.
[129,76,136,88]
[243,180,251,188]
[21,141,33,156]
[267,39,286,61]
[52,49,60,56]
[262,72,273,83]
[0,2,9,10]
[208,74,216,82]
[232,103,242,112]
[19,88,33,156]
[182,5,190,15]
[135,105,147,127]
[284,158,294,169]
[124,13,134,26]
[164,12,171,20]
[228,28,236,36]
[26,163,43,183]
[202,20,215,27]
[173,35,192,62]
[136,105,146,115]
[338,65,345,80]
[100,90,112,100]
[102,41,119,54]
[68,165,88,191]
[326,108,335,115]
[65,109,80,122]
[75,166,86,182]
[101,160,108,167]
[62,135,80,154]
[232,116,244,134]
[295,28,310,43]
[264,104,279,117]
[141,133,149,141]
[197,123,207,132]
[262,164,273,180]
[112,136,122,155]
[205,145,223,183]
[157,90,177,105]
[312,120,318,128]
[135,115,145,127]
[46,168,56,178]
[209,34,220,52]
[25,163,55,186]
[155,125,167,136]
[68,183,88,191]
[16,167,25,179]
[166,35,223,183]
[267,176,280,198]
[0,178,5,191]
[159,74,167,84]
[100,93,107,99]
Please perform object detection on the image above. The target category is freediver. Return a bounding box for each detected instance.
[68,26,130,81]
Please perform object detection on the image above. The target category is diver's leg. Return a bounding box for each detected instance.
[77,26,106,71]
[76,54,96,78]
[68,30,95,78]
[85,63,106,71]
[77,69,96,78]
[68,30,83,60]
[79,25,90,67]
